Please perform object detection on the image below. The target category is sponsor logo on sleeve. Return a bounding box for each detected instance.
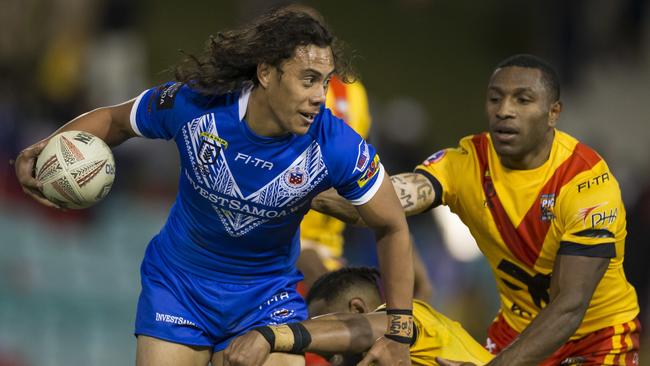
[577,172,610,192]
[157,82,182,110]
[354,140,370,173]
[357,155,381,188]
[576,202,607,225]
[422,149,446,166]
[591,208,618,228]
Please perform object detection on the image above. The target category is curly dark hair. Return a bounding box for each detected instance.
[174,6,356,95]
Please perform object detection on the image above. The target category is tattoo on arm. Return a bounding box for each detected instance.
[390,173,435,215]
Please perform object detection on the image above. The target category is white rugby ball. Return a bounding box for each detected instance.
[35,131,115,209]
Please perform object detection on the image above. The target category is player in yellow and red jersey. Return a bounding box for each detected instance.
[312,54,640,366]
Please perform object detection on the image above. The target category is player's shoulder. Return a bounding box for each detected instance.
[148,81,239,112]
[555,130,610,175]
[419,134,478,168]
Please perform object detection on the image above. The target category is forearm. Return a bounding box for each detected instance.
[30,100,136,149]
[53,106,135,147]
[302,313,385,354]
[376,225,414,310]
[487,297,586,365]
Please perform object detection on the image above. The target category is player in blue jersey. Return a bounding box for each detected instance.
[14,7,414,366]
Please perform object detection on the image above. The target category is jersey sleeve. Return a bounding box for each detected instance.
[320,111,384,206]
[413,136,476,211]
[557,164,622,258]
[129,82,186,140]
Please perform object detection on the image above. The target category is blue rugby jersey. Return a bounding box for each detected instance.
[130,82,385,280]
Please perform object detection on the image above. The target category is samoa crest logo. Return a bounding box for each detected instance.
[283,166,309,189]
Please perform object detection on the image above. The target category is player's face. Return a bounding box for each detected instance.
[486,66,560,169]
[265,44,334,136]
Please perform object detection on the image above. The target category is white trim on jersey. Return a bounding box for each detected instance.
[348,164,385,206]
[238,85,253,121]
[129,90,148,137]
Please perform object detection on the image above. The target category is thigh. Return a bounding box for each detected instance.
[543,318,641,366]
[137,335,212,366]
[210,351,303,366]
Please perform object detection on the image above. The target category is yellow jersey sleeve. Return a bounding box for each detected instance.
[414,136,477,211]
[556,160,623,257]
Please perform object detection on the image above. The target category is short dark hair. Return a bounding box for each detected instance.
[306,267,382,305]
[175,6,355,95]
[495,54,560,102]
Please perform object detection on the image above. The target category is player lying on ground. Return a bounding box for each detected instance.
[225,267,493,366]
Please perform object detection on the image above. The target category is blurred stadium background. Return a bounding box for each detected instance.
[1,0,648,364]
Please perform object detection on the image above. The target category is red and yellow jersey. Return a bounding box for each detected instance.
[415,130,638,339]
[300,77,372,268]
[376,300,493,365]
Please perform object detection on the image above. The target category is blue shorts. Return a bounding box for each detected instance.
[134,242,307,352]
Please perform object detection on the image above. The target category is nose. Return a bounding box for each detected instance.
[310,85,327,105]
[496,98,515,120]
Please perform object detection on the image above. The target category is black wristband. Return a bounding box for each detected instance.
[253,326,275,349]
[287,323,312,354]
[386,308,413,316]
[384,333,413,344]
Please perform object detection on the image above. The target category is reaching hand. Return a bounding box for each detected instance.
[12,140,61,209]
[223,330,272,366]
[435,357,478,366]
[357,336,411,366]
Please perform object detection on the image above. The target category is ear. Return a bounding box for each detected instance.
[548,101,562,128]
[349,297,369,314]
[257,62,273,89]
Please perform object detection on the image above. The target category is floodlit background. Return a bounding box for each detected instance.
[1,0,648,364]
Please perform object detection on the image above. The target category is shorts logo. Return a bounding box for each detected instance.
[354,141,370,173]
[157,82,182,110]
[154,312,197,327]
[357,155,381,188]
[540,194,555,221]
[199,140,220,165]
[270,308,295,322]
[423,150,446,166]
[284,166,309,188]
[560,356,586,365]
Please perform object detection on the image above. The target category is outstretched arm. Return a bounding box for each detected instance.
[13,100,137,208]
[485,254,608,365]
[311,172,437,225]
[224,312,389,366]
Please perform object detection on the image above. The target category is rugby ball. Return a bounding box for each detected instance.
[35,131,115,209]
